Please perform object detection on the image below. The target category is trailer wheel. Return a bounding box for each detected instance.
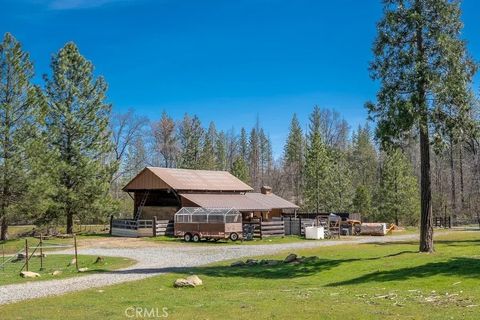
[192,234,200,242]
[229,232,239,241]
[184,233,192,242]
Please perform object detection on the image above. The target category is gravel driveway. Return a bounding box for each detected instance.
[0,233,420,305]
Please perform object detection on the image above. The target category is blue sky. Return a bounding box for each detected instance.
[2,0,480,156]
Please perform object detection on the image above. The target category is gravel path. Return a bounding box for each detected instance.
[0,233,420,305]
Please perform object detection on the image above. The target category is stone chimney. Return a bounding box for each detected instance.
[261,186,272,195]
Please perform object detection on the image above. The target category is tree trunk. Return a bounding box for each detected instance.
[416,0,434,253]
[449,136,456,215]
[66,211,74,234]
[459,145,465,208]
[419,124,434,252]
[0,216,8,241]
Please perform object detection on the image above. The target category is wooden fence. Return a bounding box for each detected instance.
[243,220,285,239]
[155,220,174,236]
[110,218,155,237]
[434,216,452,228]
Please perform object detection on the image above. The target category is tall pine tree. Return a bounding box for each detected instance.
[284,113,304,205]
[367,0,476,252]
[44,42,116,234]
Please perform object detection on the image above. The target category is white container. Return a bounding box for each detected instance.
[305,226,324,240]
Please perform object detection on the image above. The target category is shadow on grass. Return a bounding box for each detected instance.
[327,257,480,287]
[106,250,417,279]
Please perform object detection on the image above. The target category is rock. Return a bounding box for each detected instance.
[231,261,245,267]
[284,253,298,263]
[78,267,89,273]
[68,258,76,267]
[186,275,203,286]
[265,260,280,266]
[174,278,195,288]
[246,259,258,266]
[52,270,62,276]
[20,271,41,278]
[94,256,104,264]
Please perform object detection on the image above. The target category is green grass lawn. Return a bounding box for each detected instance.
[0,234,111,255]
[0,254,134,286]
[1,231,478,319]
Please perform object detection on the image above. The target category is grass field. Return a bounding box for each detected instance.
[0,254,134,286]
[1,231,478,319]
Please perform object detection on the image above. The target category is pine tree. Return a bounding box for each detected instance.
[326,149,353,212]
[259,129,273,185]
[248,127,260,189]
[367,0,477,252]
[239,127,248,162]
[178,114,203,169]
[44,42,116,234]
[231,156,249,183]
[215,131,227,171]
[199,122,217,170]
[378,149,420,226]
[304,106,330,213]
[0,33,45,240]
[353,185,372,217]
[283,113,304,205]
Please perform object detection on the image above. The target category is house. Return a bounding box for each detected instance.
[122,167,299,221]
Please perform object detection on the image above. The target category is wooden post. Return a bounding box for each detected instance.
[153,216,157,237]
[25,239,29,272]
[109,215,113,236]
[74,235,79,271]
[39,234,44,271]
[2,243,4,271]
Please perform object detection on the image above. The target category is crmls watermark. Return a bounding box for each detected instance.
[125,306,169,318]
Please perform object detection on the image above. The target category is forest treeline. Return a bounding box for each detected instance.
[2,0,480,245]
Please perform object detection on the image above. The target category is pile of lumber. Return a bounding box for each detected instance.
[360,223,387,236]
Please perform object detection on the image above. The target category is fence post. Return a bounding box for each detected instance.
[74,235,79,272]
[40,234,44,271]
[109,215,113,236]
[25,239,29,272]
[153,216,157,237]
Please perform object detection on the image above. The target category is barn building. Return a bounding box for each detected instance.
[122,167,298,221]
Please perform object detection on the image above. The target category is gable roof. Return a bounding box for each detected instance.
[180,192,299,211]
[123,167,254,192]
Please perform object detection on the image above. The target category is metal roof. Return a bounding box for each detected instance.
[123,167,254,192]
[180,192,299,211]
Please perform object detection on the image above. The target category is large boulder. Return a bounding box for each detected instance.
[284,253,298,263]
[186,275,203,286]
[174,278,195,288]
[52,270,62,276]
[20,271,40,278]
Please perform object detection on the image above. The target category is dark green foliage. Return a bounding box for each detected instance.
[43,42,117,233]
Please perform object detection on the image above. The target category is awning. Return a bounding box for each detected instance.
[180,192,299,212]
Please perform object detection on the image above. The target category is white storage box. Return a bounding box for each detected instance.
[305,226,324,240]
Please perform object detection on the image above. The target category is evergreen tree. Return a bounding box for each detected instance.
[248,127,260,189]
[259,128,273,184]
[0,33,44,240]
[231,156,249,183]
[304,106,330,213]
[215,131,227,170]
[367,0,477,252]
[44,42,116,234]
[353,185,372,217]
[326,149,353,212]
[199,122,216,170]
[283,113,304,205]
[239,127,248,162]
[178,114,203,169]
[378,149,420,226]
